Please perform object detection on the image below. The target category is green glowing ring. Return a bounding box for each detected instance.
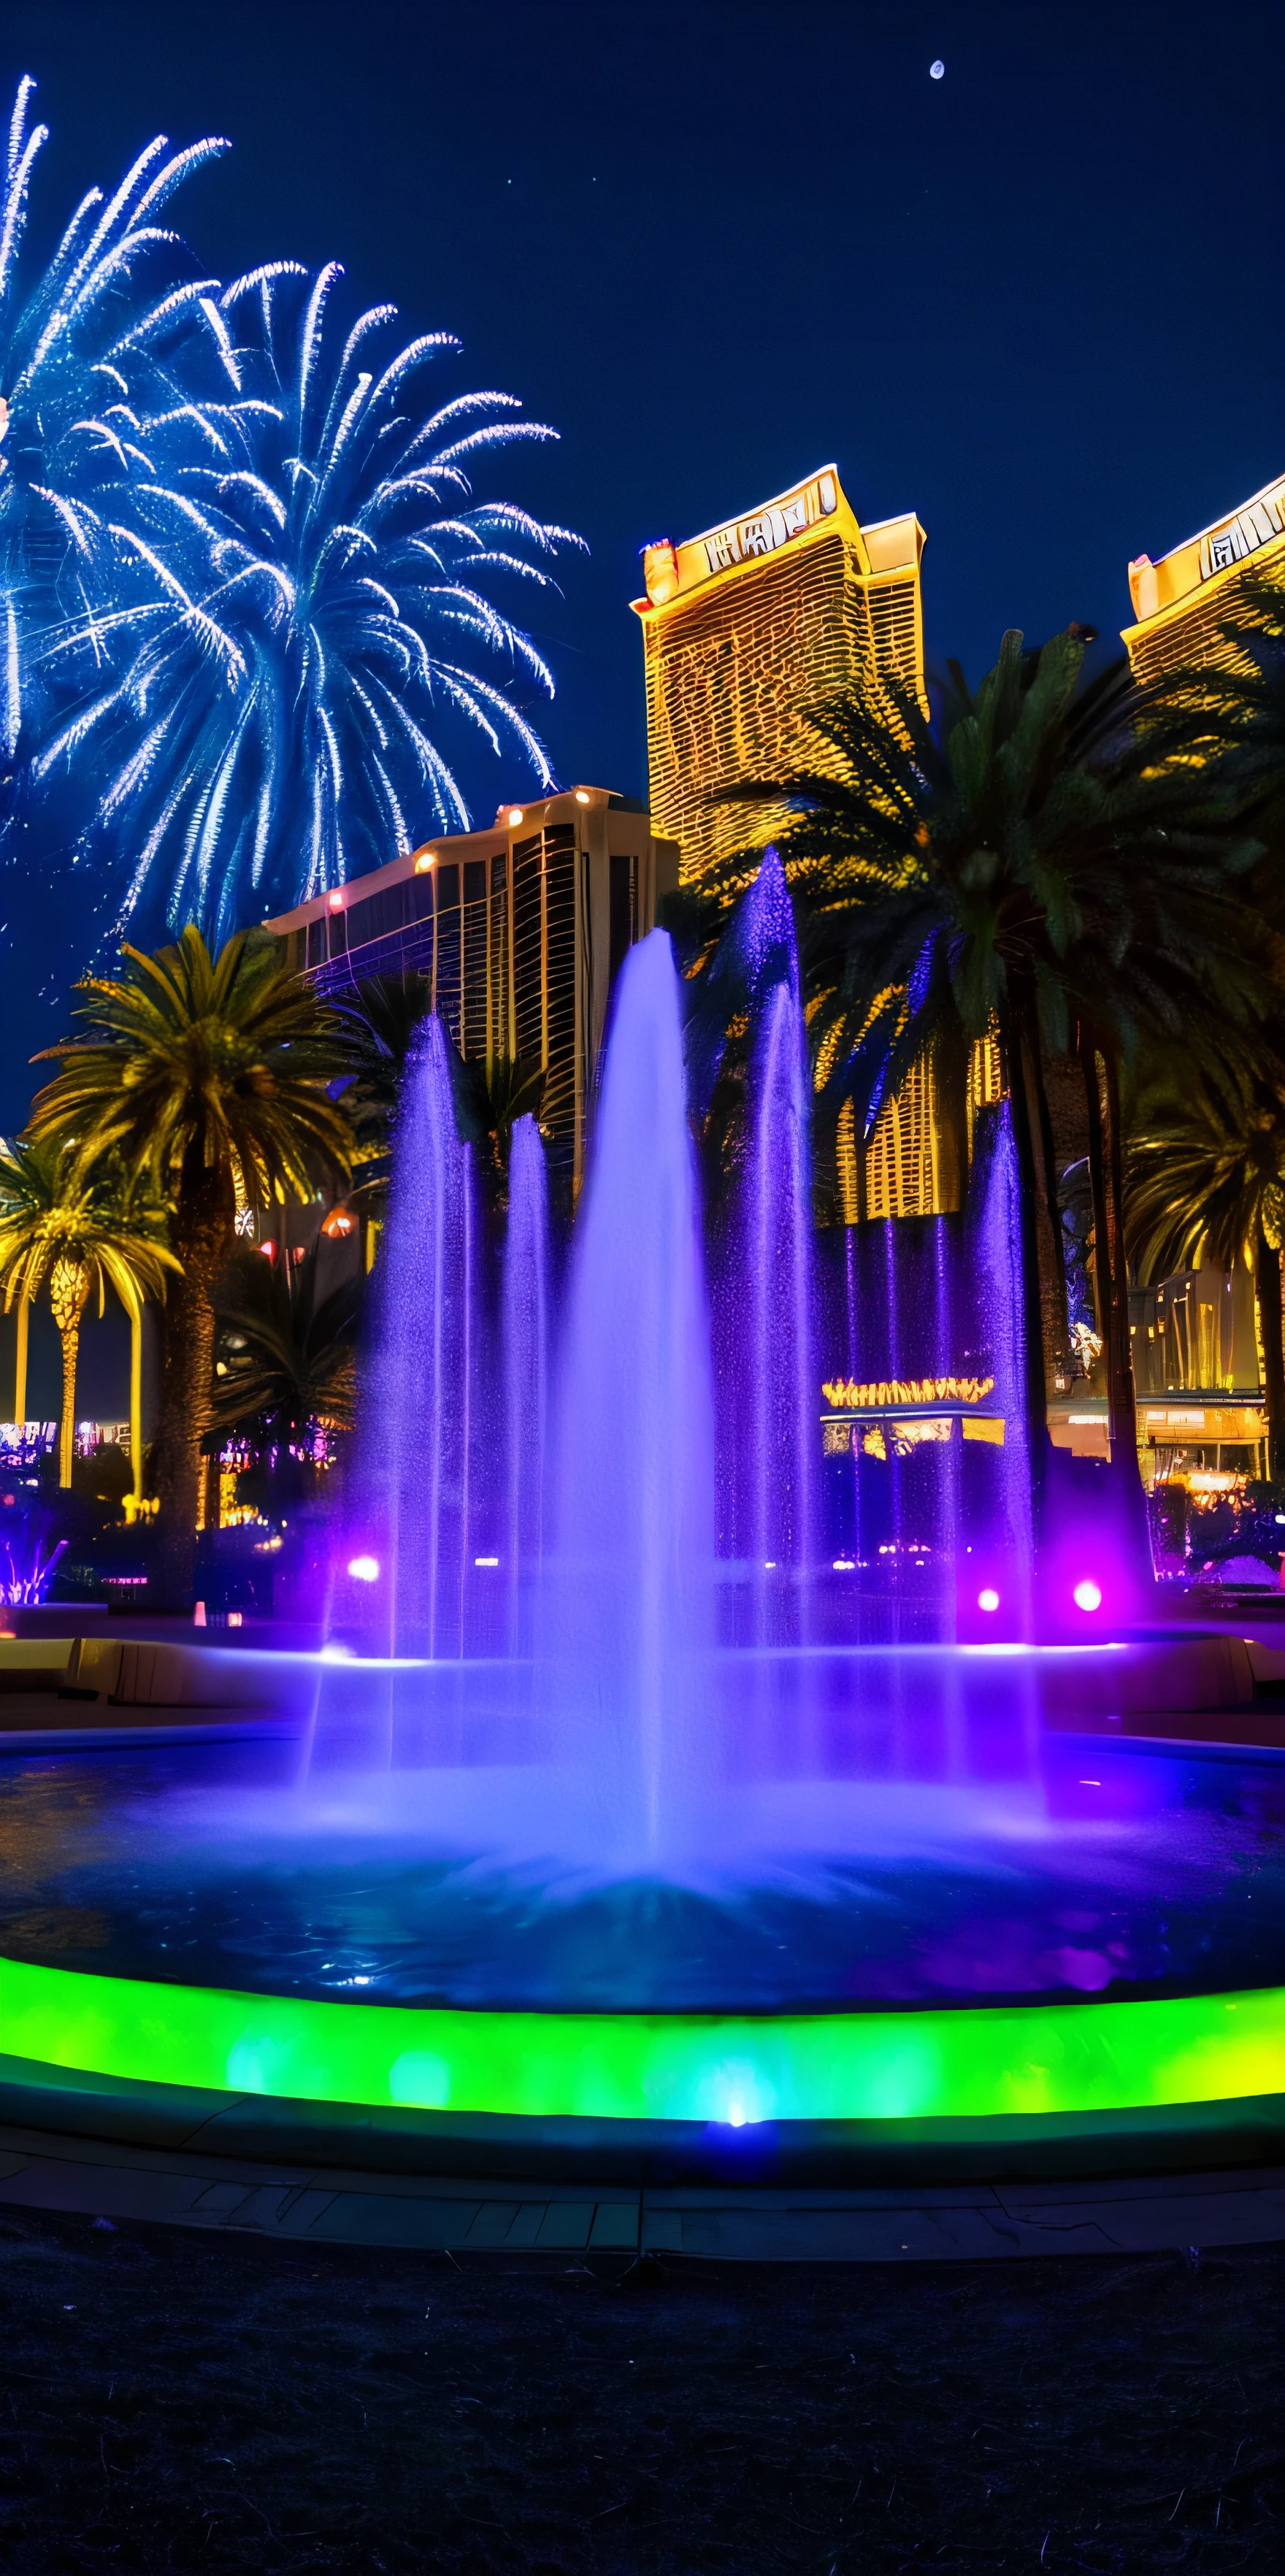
[1,1956,1284,2125]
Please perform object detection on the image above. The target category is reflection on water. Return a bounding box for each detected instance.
[0,1725,1281,2015]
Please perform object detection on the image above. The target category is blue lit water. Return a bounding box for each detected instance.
[0,1728,1281,2015]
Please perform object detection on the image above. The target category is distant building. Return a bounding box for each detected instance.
[632,465,926,885]
[1129,1264,1266,1486]
[267,787,678,1187]
[1122,468,1285,683]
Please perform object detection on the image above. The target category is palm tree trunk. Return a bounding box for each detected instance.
[1254,1220,1285,1482]
[931,1022,970,1214]
[153,1157,234,1609]
[999,999,1049,1516]
[129,1304,144,1510]
[811,1094,842,1230]
[1081,1038,1114,1385]
[12,1292,28,1433]
[1102,1051,1139,1474]
[1081,1038,1143,1486]
[1021,1000,1070,1392]
[58,1325,79,1489]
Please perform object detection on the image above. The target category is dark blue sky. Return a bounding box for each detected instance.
[5,0,1283,822]
[1,0,1281,1408]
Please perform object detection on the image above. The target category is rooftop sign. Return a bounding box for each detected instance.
[640,467,843,609]
[1127,469,1285,624]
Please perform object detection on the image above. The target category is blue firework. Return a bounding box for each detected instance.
[37,256,583,943]
[0,74,229,767]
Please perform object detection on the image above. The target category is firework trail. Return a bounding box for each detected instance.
[1,74,580,953]
[0,74,229,771]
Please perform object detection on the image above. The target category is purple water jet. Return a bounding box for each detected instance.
[503,1112,550,1652]
[545,929,716,1860]
[340,1015,474,1661]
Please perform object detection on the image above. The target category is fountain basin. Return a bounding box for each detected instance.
[0,1649,1283,2182]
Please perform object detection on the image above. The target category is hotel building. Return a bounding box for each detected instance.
[1122,467,1285,683]
[267,787,678,1187]
[632,465,993,1219]
[632,465,927,885]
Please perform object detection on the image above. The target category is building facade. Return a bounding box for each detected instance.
[632,465,927,885]
[1122,467,1285,683]
[268,786,678,1187]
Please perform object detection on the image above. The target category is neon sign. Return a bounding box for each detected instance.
[821,1375,995,1411]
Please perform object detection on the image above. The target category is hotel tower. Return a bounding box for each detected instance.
[632,466,927,884]
[631,467,968,1218]
[1122,467,1285,682]
[268,788,678,1189]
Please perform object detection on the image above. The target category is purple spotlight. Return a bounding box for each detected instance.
[978,1587,1000,1614]
[1073,1578,1102,1614]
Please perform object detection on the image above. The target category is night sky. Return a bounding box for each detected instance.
[1,0,1282,1132]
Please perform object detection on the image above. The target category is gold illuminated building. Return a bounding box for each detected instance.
[632,466,927,885]
[1122,467,1285,683]
[632,466,947,1216]
[267,788,678,1187]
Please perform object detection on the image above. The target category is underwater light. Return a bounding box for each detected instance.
[1073,1579,1103,1614]
[474,1555,499,1568]
[978,1587,1000,1613]
[347,1555,380,1583]
[3,1957,1284,2127]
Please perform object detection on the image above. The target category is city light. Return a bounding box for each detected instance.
[508,808,525,827]
[978,1587,1000,1614]
[414,852,436,872]
[575,790,591,805]
[328,891,343,911]
[347,1555,380,1583]
[823,1375,995,1411]
[1073,1579,1103,1613]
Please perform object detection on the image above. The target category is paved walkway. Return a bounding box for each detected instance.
[0,2115,1281,2261]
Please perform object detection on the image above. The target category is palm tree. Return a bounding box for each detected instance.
[331,972,431,1249]
[1127,1050,1285,1477]
[334,972,545,1228]
[28,927,351,1601]
[212,1242,361,1457]
[711,629,1268,1487]
[0,1138,176,1487]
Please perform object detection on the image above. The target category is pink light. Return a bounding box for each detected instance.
[978,1587,1000,1614]
[1073,1579,1102,1613]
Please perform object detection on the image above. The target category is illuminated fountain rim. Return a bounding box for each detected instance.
[2,1955,1282,2134]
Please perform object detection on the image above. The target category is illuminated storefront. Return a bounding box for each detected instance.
[820,1374,1005,1459]
[1122,469,1285,683]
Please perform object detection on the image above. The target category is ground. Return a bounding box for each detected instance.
[0,2212,1279,2571]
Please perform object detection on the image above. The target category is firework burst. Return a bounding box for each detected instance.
[35,256,582,942]
[0,74,229,768]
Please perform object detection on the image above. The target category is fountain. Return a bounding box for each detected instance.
[1,888,1283,2177]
